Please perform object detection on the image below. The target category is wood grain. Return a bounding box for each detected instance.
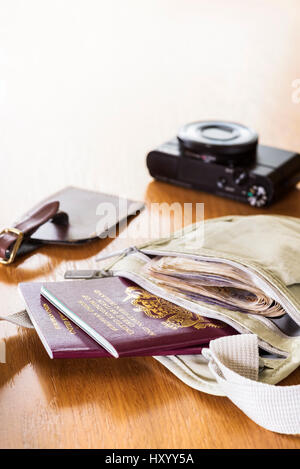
[0,0,300,449]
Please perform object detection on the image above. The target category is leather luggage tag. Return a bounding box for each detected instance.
[0,186,144,264]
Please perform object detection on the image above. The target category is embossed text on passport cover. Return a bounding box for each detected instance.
[19,277,237,358]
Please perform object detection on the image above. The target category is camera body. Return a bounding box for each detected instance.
[146,121,300,207]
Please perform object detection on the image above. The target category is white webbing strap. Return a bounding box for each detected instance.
[0,310,34,329]
[0,339,5,363]
[0,311,34,363]
[202,334,300,435]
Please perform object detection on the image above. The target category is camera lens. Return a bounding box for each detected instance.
[177,121,258,160]
[201,124,238,141]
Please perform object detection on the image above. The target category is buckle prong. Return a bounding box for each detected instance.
[0,228,24,265]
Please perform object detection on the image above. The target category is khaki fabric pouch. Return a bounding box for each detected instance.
[2,214,300,434]
[97,214,300,434]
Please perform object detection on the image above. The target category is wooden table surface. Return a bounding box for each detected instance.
[1,0,300,449]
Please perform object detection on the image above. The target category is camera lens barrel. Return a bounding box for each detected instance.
[177,121,258,159]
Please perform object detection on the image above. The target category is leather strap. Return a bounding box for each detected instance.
[0,187,144,264]
[0,201,68,263]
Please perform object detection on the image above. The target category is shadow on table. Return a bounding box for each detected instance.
[0,237,111,285]
[145,180,300,218]
[0,327,182,418]
[0,210,142,285]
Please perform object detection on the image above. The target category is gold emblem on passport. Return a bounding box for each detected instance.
[125,286,221,330]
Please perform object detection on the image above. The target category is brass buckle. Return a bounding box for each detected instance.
[0,228,24,265]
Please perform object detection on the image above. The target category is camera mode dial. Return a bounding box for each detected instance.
[247,185,268,207]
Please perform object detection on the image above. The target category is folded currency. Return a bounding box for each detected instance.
[143,257,285,318]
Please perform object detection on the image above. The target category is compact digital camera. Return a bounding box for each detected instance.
[146,121,300,207]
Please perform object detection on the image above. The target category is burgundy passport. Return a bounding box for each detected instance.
[19,277,237,359]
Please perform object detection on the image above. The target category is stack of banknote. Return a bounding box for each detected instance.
[144,256,285,318]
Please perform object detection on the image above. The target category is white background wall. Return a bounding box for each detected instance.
[0,0,299,219]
